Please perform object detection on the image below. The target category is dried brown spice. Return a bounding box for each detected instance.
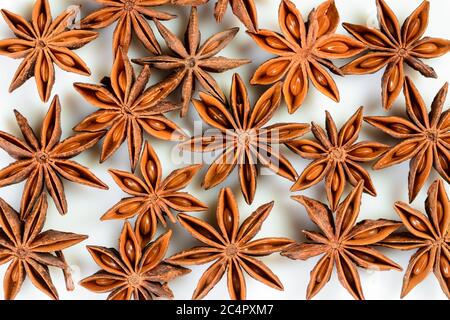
[0,96,108,218]
[248,0,365,113]
[167,187,293,300]
[0,0,98,102]
[380,180,450,299]
[0,194,88,300]
[74,48,187,171]
[80,222,189,300]
[287,107,388,211]
[102,141,207,245]
[282,181,402,300]
[342,0,450,110]
[172,0,258,33]
[365,77,450,203]
[81,0,175,54]
[179,73,310,204]
[133,6,250,117]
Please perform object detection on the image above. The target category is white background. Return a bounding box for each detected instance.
[0,0,449,300]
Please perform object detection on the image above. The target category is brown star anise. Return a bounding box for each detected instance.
[0,0,98,102]
[365,77,450,203]
[133,6,250,117]
[380,179,450,299]
[179,73,310,204]
[81,0,175,54]
[282,181,402,300]
[101,141,207,245]
[0,194,88,300]
[172,0,258,32]
[342,0,450,110]
[0,96,108,218]
[80,222,189,300]
[248,0,365,113]
[167,187,293,300]
[287,107,388,211]
[73,49,187,171]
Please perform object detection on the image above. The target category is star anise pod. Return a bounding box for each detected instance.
[81,0,175,54]
[179,73,310,204]
[0,96,108,218]
[171,0,258,32]
[0,0,98,102]
[282,181,402,300]
[248,0,365,113]
[380,180,450,299]
[167,187,293,300]
[80,222,189,300]
[365,77,450,203]
[287,107,388,211]
[0,194,88,300]
[342,0,450,110]
[133,6,250,117]
[101,141,207,245]
[74,48,187,171]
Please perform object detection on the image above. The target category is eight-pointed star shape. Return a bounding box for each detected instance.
[342,0,450,109]
[365,77,450,203]
[167,187,294,300]
[380,179,450,299]
[179,73,310,204]
[0,96,108,218]
[282,181,402,300]
[80,222,190,300]
[81,0,175,54]
[133,6,250,117]
[0,0,98,102]
[102,141,207,245]
[74,48,187,171]
[0,194,88,300]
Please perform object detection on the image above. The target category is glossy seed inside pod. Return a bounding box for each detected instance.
[413,252,430,275]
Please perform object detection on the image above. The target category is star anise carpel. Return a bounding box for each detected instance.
[74,48,187,171]
[380,179,450,299]
[81,0,175,54]
[0,194,88,300]
[0,95,108,218]
[171,0,258,33]
[342,0,450,110]
[365,77,450,203]
[133,6,250,117]
[287,107,388,211]
[102,141,207,245]
[248,0,366,113]
[80,222,189,300]
[282,181,402,300]
[0,0,98,102]
[179,73,310,204]
[167,187,293,300]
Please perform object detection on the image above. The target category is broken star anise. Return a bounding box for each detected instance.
[380,179,450,299]
[81,0,175,54]
[0,0,98,102]
[248,0,365,113]
[101,141,207,245]
[179,73,310,204]
[0,96,108,218]
[73,48,187,171]
[282,181,402,300]
[0,194,88,300]
[167,187,293,300]
[365,77,450,203]
[80,222,189,300]
[133,6,250,117]
[342,0,450,110]
[287,107,388,211]
[171,0,258,33]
